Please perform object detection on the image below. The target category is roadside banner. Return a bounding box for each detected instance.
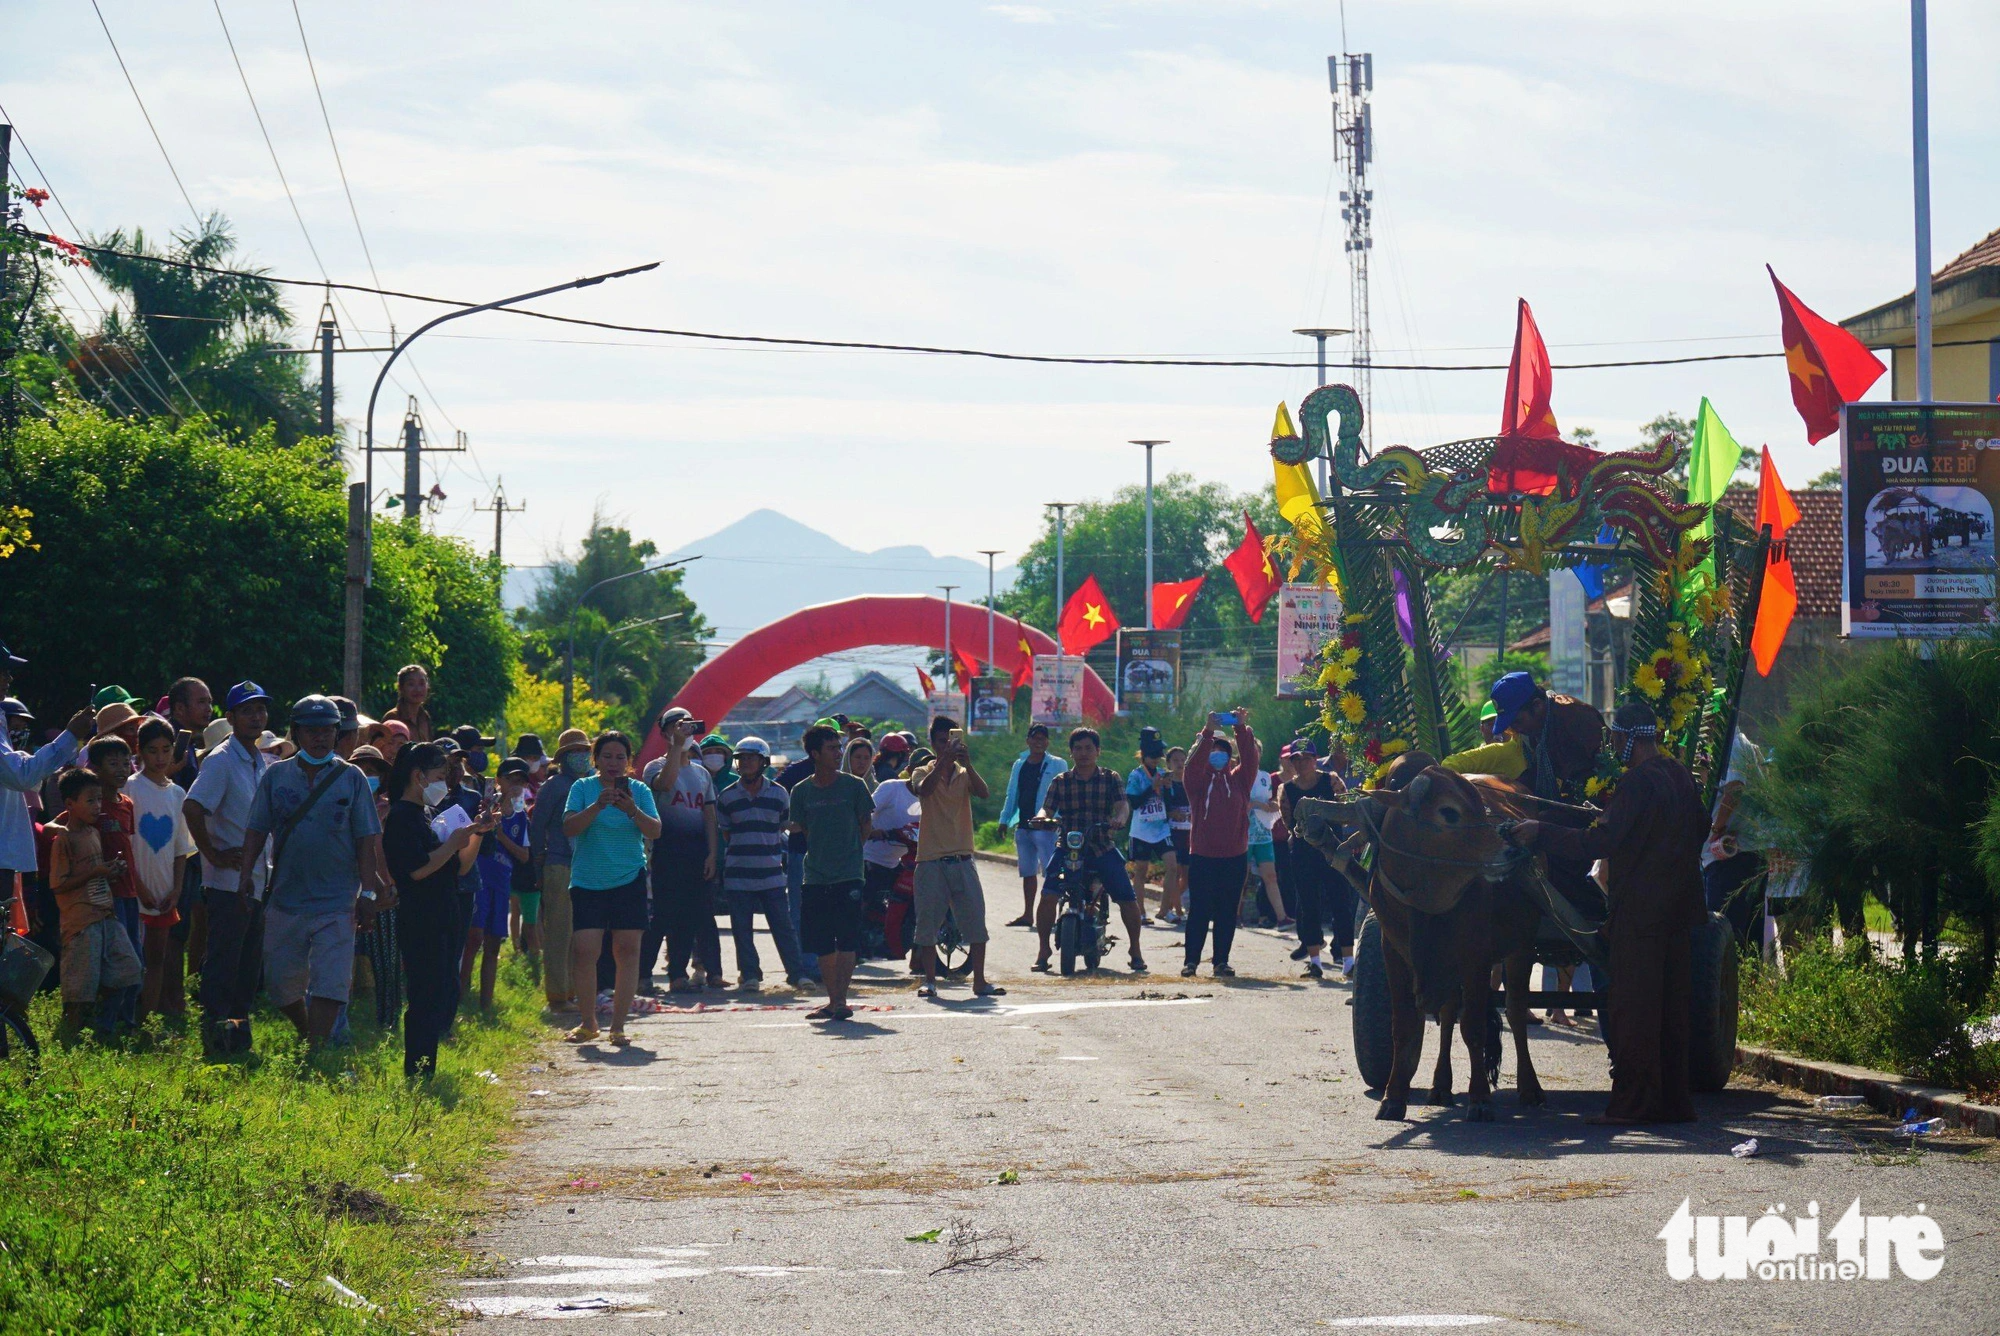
[1549,568,1588,697]
[1275,582,1343,698]
[927,694,963,727]
[1843,402,2000,638]
[969,675,1012,734]
[1115,628,1180,712]
[1030,654,1086,725]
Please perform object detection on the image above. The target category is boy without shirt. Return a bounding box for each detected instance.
[47,769,143,1041]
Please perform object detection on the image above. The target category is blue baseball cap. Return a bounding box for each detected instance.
[224,681,274,711]
[1489,671,1541,737]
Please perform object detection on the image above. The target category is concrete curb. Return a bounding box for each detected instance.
[1734,1043,1999,1138]
[973,849,1014,868]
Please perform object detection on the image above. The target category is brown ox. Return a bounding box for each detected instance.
[1294,761,1550,1122]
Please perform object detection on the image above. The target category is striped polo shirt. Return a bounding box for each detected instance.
[715,774,791,894]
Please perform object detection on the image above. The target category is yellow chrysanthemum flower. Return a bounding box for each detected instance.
[1338,691,1367,724]
[1633,663,1664,699]
[1380,738,1409,757]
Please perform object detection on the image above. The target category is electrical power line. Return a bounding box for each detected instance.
[88,0,201,225]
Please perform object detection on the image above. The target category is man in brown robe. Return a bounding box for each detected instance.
[1506,701,1706,1124]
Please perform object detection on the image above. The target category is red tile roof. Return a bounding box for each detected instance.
[1935,226,2000,284]
[1718,485,1843,619]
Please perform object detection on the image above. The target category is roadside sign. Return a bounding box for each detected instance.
[1275,582,1343,697]
[1030,654,1086,725]
[1115,628,1180,712]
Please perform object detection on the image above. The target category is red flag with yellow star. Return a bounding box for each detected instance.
[952,645,981,692]
[1223,514,1280,623]
[1768,266,1886,444]
[914,663,937,696]
[1151,575,1205,630]
[1057,575,1120,655]
[1010,632,1036,690]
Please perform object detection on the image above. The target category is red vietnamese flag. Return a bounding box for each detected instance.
[1151,575,1205,630]
[1058,575,1120,655]
[1489,298,1599,495]
[914,663,937,696]
[1500,298,1560,441]
[1223,514,1281,623]
[1750,447,1802,676]
[952,644,981,692]
[1010,632,1036,690]
[1768,266,1886,443]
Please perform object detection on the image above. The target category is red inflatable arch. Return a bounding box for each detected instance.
[636,594,1113,764]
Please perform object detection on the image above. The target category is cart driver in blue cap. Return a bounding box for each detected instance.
[1487,670,1604,806]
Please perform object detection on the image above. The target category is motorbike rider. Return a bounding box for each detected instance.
[1030,727,1146,975]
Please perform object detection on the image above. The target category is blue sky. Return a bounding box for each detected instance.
[4,0,1997,573]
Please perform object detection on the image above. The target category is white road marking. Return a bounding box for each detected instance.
[1323,1319,1505,1329]
[455,1290,653,1318]
[1057,1055,1100,1061]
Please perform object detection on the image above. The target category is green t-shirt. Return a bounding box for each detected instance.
[788,771,874,885]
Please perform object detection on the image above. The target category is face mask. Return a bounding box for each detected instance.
[527,756,546,774]
[300,745,335,765]
[702,754,726,774]
[511,792,528,813]
[1210,751,1230,769]
[465,751,489,774]
[365,774,381,795]
[422,779,449,807]
[562,752,590,777]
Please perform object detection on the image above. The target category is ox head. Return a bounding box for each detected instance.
[1366,765,1512,916]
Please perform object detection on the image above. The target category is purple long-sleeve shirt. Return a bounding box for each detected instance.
[1185,721,1258,858]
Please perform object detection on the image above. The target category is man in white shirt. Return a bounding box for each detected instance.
[185,681,274,1054]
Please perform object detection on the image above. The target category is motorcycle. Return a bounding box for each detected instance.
[1047,825,1112,976]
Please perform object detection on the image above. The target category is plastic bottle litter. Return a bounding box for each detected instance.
[322,1276,379,1312]
[1898,1117,1947,1136]
[556,1297,613,1312]
[1729,1138,1759,1158]
[1815,1095,1866,1111]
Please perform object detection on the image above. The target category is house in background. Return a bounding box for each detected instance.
[719,683,822,754]
[819,670,929,735]
[1844,226,2000,403]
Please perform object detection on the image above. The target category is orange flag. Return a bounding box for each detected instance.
[1768,266,1886,443]
[914,663,937,696]
[1500,298,1560,441]
[1223,514,1280,623]
[1058,575,1120,655]
[1750,447,1802,676]
[1151,575,1205,630]
[1011,632,1035,690]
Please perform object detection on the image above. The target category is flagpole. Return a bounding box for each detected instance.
[978,550,1002,668]
[1910,0,1934,402]
[1132,441,1167,628]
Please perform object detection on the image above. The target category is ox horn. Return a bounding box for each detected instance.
[1404,771,1432,811]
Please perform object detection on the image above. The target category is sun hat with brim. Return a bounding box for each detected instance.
[512,732,547,759]
[255,731,283,752]
[379,719,411,740]
[699,732,733,752]
[224,681,273,712]
[554,728,590,756]
[1488,670,1540,737]
[733,736,772,759]
[199,718,234,756]
[93,702,141,735]
[92,684,137,709]
[348,745,389,770]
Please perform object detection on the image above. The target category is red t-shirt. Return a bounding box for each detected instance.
[97,791,139,900]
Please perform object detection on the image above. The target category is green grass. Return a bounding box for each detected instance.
[1862,894,1896,936]
[0,955,548,1333]
[1740,934,2000,1091]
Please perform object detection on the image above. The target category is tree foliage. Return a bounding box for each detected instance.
[0,404,515,725]
[515,517,711,735]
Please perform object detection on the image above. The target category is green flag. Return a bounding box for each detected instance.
[1683,397,1741,588]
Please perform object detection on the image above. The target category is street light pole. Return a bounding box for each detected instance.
[1130,441,1166,628]
[938,585,959,696]
[977,550,1003,667]
[563,556,698,728]
[347,260,659,701]
[1294,327,1350,494]
[1045,502,1071,652]
[590,612,684,707]
[1910,0,1934,402]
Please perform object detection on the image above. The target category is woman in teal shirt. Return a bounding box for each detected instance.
[561,731,661,1044]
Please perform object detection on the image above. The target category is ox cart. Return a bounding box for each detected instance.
[1266,386,1764,1114]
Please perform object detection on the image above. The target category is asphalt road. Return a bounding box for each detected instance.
[462,859,1998,1333]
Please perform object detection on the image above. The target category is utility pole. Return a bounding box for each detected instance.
[939,585,959,695]
[389,399,465,525]
[1131,442,1166,627]
[1293,328,1349,492]
[977,550,1003,667]
[474,480,527,563]
[343,481,366,698]
[317,300,337,437]
[1330,51,1374,448]
[1910,0,1934,402]
[0,124,15,433]
[1045,502,1071,651]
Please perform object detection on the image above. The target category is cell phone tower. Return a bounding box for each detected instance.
[1330,51,1373,449]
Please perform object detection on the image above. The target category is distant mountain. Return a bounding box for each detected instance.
[670,510,1016,653]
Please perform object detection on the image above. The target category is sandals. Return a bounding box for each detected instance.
[917,984,940,999]
[805,1004,837,1020]
[1030,960,1052,973]
[563,1025,600,1043]
[973,984,1007,997]
[606,1031,632,1047]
